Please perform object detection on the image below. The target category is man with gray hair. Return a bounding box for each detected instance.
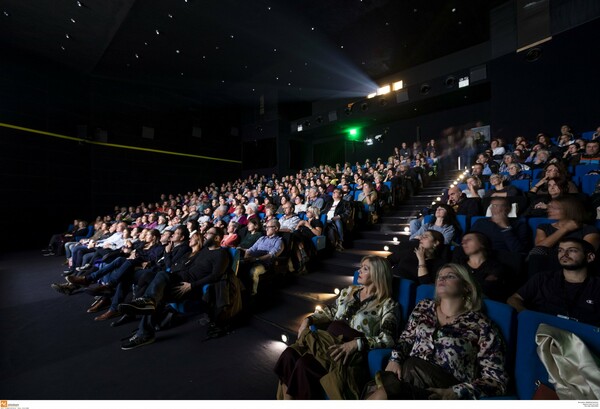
[306,187,324,211]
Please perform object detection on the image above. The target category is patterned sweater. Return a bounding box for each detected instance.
[310,285,399,349]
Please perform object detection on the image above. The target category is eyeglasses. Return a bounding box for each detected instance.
[437,274,460,281]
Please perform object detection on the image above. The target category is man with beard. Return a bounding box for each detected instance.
[507,238,600,326]
[118,227,228,349]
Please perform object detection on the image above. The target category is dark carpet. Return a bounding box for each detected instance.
[0,251,289,399]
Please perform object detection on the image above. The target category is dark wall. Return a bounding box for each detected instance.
[490,17,600,140]
[0,48,242,251]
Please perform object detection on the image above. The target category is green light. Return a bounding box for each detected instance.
[347,127,361,141]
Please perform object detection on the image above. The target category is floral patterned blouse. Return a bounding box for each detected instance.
[391,299,508,399]
[310,285,399,349]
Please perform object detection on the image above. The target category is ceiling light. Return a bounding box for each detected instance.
[420,83,431,95]
[392,81,403,91]
[180,72,184,76]
[273,48,277,52]
[65,34,71,39]
[297,123,303,132]
[334,288,340,295]
[445,76,456,88]
[267,6,271,10]
[168,13,173,18]
[364,138,373,146]
[70,18,76,23]
[452,8,456,12]
[311,27,315,31]
[377,85,390,95]
[175,49,180,54]
[360,102,368,111]
[340,45,344,49]
[367,92,376,99]
[144,42,148,46]
[230,35,234,39]
[280,333,288,343]
[60,45,66,51]
[76,1,83,7]
[134,53,139,58]
[155,29,160,35]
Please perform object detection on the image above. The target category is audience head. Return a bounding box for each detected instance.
[306,205,320,219]
[585,140,599,156]
[557,238,596,270]
[489,196,511,217]
[357,255,392,303]
[434,264,482,312]
[264,220,280,236]
[548,196,585,224]
[461,232,492,258]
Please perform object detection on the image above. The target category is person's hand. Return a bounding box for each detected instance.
[534,202,548,210]
[385,360,402,380]
[561,219,580,232]
[427,387,457,400]
[174,282,191,297]
[414,245,426,264]
[328,340,358,364]
[165,241,173,253]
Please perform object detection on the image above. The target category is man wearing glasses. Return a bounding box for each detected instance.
[243,220,284,295]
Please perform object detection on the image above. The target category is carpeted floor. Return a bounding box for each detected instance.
[0,251,287,400]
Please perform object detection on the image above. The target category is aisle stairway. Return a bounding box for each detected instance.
[251,169,463,341]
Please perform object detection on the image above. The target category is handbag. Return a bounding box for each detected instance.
[362,357,459,400]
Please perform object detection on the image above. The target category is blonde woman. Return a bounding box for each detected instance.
[275,255,399,400]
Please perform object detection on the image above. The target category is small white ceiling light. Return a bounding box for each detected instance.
[281,333,288,343]
[334,288,340,295]
[392,81,403,91]
[383,246,389,251]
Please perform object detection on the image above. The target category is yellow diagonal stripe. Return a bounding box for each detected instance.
[0,122,242,164]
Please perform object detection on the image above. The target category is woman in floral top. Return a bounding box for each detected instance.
[369,263,508,400]
[274,255,400,399]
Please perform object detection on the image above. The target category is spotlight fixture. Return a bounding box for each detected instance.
[377,85,390,95]
[65,34,71,39]
[70,18,76,23]
[374,134,383,143]
[303,120,311,129]
[420,83,431,95]
[360,102,368,112]
[344,106,352,116]
[316,116,323,124]
[281,333,289,343]
[525,47,542,63]
[379,98,387,107]
[76,1,83,7]
[364,138,374,146]
[155,29,160,35]
[392,80,403,91]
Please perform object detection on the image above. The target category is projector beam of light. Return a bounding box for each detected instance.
[206,1,378,101]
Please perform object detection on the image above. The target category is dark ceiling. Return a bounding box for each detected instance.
[0,0,506,105]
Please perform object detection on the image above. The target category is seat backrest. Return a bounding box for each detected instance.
[508,179,530,192]
[423,214,434,225]
[527,217,557,242]
[514,310,600,399]
[581,174,600,195]
[227,247,241,276]
[532,168,545,179]
[575,164,598,177]
[353,190,362,202]
[456,214,468,235]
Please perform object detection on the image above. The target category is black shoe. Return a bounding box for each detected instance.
[121,334,155,350]
[118,297,156,315]
[51,283,77,296]
[111,314,137,328]
[62,269,75,276]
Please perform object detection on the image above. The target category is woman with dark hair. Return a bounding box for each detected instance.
[484,174,519,198]
[274,255,399,400]
[410,204,458,245]
[534,196,600,252]
[452,232,510,301]
[522,177,568,218]
[388,230,447,284]
[529,162,578,195]
[237,218,263,251]
[367,264,508,400]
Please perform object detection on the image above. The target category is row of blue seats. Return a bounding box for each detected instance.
[352,272,600,400]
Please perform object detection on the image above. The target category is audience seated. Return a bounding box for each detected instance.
[388,230,447,284]
[241,219,284,295]
[410,204,457,245]
[508,238,600,326]
[471,197,528,253]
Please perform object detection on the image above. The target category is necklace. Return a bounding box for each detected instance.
[438,305,465,321]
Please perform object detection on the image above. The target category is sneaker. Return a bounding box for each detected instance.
[121,334,155,350]
[118,297,156,316]
[76,263,91,272]
[43,252,55,257]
